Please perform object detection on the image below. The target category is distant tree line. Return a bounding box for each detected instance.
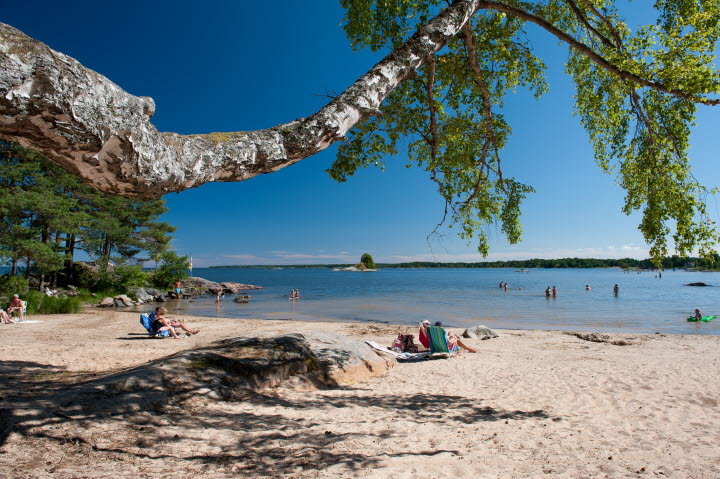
[211,255,720,270]
[376,256,720,270]
[0,141,187,294]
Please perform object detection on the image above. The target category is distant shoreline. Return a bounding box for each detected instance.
[208,256,716,270]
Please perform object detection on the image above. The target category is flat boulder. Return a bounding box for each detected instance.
[98,297,114,308]
[462,325,499,339]
[184,276,262,296]
[21,331,395,418]
[113,294,134,307]
[685,282,711,287]
[221,281,263,293]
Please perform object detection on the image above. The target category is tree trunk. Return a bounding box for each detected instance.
[64,234,76,285]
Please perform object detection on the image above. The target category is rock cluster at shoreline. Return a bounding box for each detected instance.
[97,276,262,307]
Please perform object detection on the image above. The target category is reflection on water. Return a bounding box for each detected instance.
[131,267,720,335]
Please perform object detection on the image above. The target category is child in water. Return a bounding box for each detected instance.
[695,309,702,322]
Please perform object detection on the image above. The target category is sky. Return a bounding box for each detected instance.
[2,1,719,266]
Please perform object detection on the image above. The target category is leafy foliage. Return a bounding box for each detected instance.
[151,251,190,289]
[22,292,82,315]
[0,141,177,290]
[360,253,376,269]
[77,265,149,294]
[0,275,29,296]
[335,0,720,263]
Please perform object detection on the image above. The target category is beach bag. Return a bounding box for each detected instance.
[392,334,418,353]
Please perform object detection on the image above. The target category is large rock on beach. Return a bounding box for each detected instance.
[462,325,499,340]
[98,297,114,308]
[129,287,154,303]
[113,295,134,307]
[17,331,394,419]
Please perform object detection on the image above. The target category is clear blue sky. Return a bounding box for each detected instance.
[3,1,719,266]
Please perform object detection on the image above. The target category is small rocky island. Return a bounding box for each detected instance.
[332,253,379,272]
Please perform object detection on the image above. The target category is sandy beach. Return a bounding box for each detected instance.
[1,309,719,478]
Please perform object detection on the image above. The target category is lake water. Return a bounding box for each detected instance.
[151,267,720,335]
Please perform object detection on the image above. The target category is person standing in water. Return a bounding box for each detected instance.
[613,284,620,295]
[585,284,591,291]
[552,286,557,297]
[694,309,702,322]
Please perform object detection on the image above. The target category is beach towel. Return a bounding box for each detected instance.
[365,340,430,361]
[427,326,458,356]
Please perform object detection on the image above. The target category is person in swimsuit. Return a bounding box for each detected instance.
[7,294,24,321]
[433,321,477,353]
[153,307,199,339]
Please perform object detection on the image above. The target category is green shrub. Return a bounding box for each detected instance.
[151,251,189,288]
[77,264,148,294]
[19,290,81,315]
[0,275,29,297]
[37,295,81,314]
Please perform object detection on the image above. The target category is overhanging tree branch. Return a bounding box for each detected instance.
[0,0,718,202]
[0,0,483,199]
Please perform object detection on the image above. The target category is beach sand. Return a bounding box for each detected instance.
[1,310,719,478]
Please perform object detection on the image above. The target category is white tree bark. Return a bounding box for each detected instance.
[0,1,480,199]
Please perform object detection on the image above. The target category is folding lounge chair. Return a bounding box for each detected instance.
[140,312,170,338]
[426,325,459,358]
[9,300,28,321]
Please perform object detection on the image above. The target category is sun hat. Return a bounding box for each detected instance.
[420,320,430,324]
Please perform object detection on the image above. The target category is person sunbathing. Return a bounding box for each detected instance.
[0,309,13,324]
[432,321,477,353]
[153,307,199,339]
[7,294,23,321]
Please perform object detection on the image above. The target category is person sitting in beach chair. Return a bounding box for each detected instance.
[140,308,171,338]
[418,320,431,349]
[427,321,476,355]
[7,294,25,321]
[153,307,199,339]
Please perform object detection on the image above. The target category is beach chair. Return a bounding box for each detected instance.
[426,325,458,358]
[139,312,170,338]
[10,300,28,320]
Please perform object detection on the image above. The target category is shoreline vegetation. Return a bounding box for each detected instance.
[209,255,720,270]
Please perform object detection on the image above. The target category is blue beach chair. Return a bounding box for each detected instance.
[140,312,170,338]
[426,325,459,357]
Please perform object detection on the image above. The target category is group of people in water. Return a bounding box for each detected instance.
[289,289,301,300]
[0,294,25,324]
[498,282,619,297]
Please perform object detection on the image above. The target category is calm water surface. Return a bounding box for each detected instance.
[152,267,720,335]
